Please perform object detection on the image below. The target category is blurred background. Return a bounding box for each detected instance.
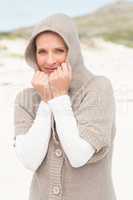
[0,0,133,199]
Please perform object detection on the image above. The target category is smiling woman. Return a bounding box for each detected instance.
[35,31,68,74]
[13,13,117,200]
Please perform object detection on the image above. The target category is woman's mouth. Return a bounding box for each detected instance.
[44,67,57,73]
[47,68,56,71]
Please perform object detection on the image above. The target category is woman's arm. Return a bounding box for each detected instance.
[48,95,95,168]
[14,101,52,172]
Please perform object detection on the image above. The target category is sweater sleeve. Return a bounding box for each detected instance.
[75,77,116,164]
[14,101,52,172]
[48,95,95,168]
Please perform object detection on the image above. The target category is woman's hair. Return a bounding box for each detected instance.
[33,30,68,52]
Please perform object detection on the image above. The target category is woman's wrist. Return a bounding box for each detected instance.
[50,91,68,99]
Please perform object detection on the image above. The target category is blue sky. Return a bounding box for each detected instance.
[0,0,132,31]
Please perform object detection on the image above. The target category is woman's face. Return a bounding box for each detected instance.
[35,31,68,74]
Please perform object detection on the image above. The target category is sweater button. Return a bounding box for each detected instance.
[55,148,62,157]
[52,186,60,195]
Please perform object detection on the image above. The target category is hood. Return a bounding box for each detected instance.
[25,13,93,96]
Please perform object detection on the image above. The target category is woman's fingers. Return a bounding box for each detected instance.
[57,65,63,78]
[31,70,49,88]
[67,62,72,80]
[61,62,72,80]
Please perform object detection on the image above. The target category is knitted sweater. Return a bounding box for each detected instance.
[14,95,95,171]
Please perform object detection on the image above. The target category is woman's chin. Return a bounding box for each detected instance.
[46,69,55,74]
[40,69,55,74]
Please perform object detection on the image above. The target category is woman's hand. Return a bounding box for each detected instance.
[49,62,72,98]
[31,70,53,103]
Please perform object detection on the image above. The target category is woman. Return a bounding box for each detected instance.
[13,13,117,200]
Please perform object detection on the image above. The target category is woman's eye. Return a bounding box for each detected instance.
[37,49,65,54]
[56,49,65,53]
[38,50,46,54]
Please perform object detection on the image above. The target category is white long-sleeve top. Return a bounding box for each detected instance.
[14,101,52,171]
[14,95,95,171]
[48,95,95,168]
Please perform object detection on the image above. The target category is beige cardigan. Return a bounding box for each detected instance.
[14,13,117,200]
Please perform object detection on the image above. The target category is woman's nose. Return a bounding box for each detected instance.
[46,53,56,65]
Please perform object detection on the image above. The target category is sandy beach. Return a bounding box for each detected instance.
[0,37,133,200]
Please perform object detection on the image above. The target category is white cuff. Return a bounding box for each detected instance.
[48,95,72,113]
[37,100,51,117]
[14,101,52,172]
